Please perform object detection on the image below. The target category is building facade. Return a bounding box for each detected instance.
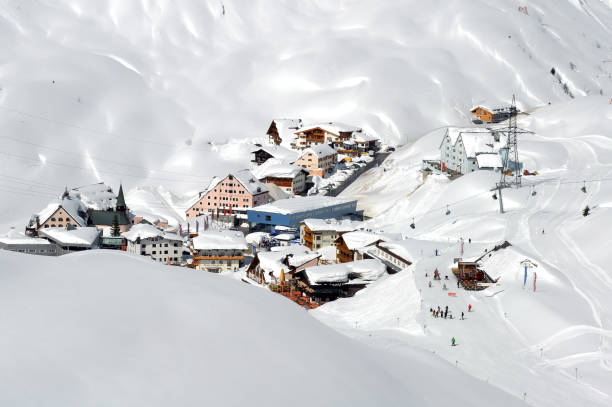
[294,144,337,177]
[189,230,248,273]
[123,224,184,264]
[186,170,271,219]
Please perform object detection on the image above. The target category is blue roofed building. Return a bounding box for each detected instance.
[247,196,360,233]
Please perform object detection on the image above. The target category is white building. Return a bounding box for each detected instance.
[122,223,184,264]
[190,230,248,273]
[439,127,506,174]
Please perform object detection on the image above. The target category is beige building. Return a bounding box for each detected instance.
[299,218,361,250]
[294,144,337,177]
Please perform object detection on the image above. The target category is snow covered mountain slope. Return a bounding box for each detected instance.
[1,0,612,228]
[0,249,523,406]
[318,96,612,406]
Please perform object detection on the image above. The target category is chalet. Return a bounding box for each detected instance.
[470,106,493,123]
[189,230,248,273]
[251,159,309,195]
[335,231,401,263]
[471,105,518,124]
[353,132,379,153]
[294,144,337,177]
[362,240,413,273]
[299,218,361,250]
[292,122,361,149]
[251,145,299,166]
[185,170,271,219]
[123,223,184,264]
[439,127,506,175]
[87,184,132,233]
[38,227,102,254]
[267,118,303,146]
[246,245,320,285]
[296,259,386,304]
[133,215,169,230]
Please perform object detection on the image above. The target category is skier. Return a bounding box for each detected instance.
[451,337,456,346]
[468,304,472,312]
[461,312,464,320]
[468,238,471,244]
[541,228,545,234]
[443,283,447,290]
[428,281,432,288]
[457,280,460,288]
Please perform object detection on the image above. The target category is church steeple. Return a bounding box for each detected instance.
[116,184,126,212]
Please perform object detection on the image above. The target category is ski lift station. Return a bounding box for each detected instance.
[247,196,360,233]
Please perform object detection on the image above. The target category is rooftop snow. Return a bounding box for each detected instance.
[297,122,361,136]
[251,159,307,179]
[301,218,361,232]
[0,236,54,245]
[191,230,248,251]
[304,259,386,285]
[252,145,299,163]
[122,223,182,242]
[340,231,392,251]
[70,182,117,210]
[251,196,355,215]
[459,133,506,158]
[39,227,101,246]
[443,127,492,147]
[231,169,269,195]
[476,152,503,168]
[37,197,88,226]
[300,144,336,159]
[257,245,320,280]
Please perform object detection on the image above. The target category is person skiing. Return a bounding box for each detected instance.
[451,337,456,346]
[443,283,447,290]
[428,281,432,288]
[461,312,464,320]
[468,304,472,312]
[468,238,472,244]
[457,280,460,288]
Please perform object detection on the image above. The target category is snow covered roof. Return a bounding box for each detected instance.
[377,239,416,265]
[303,259,386,285]
[252,145,299,163]
[37,196,88,226]
[39,227,101,247]
[0,235,54,246]
[301,218,361,232]
[442,127,491,148]
[297,122,361,136]
[251,159,308,180]
[122,223,182,242]
[471,105,492,112]
[476,152,503,168]
[340,231,390,251]
[251,196,355,215]
[191,230,248,251]
[271,118,303,148]
[353,132,378,143]
[272,233,296,241]
[232,170,269,195]
[257,245,320,280]
[300,144,336,159]
[458,133,506,158]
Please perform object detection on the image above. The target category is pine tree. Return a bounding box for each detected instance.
[111,214,121,236]
[582,205,590,217]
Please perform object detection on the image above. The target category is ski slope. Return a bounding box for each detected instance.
[317,96,612,406]
[0,249,524,406]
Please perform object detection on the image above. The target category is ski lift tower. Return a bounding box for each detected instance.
[492,95,532,214]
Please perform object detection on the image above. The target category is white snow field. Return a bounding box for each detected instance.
[319,96,612,406]
[1,0,612,227]
[0,249,523,406]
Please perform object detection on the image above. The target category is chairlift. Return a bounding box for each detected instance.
[531,186,537,196]
[410,217,415,229]
[445,205,451,216]
[492,193,498,200]
[581,181,587,193]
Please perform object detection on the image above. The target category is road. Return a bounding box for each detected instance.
[327,152,390,197]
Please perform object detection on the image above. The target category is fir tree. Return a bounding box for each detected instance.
[111,214,121,236]
[582,205,590,217]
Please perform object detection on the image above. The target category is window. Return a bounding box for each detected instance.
[51,217,56,221]
[58,218,63,221]
[44,225,49,228]
[164,243,168,247]
[265,215,271,221]
[152,251,156,254]
[164,250,168,254]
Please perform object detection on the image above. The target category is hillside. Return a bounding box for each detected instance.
[1,0,612,228]
[317,96,612,406]
[0,249,523,406]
